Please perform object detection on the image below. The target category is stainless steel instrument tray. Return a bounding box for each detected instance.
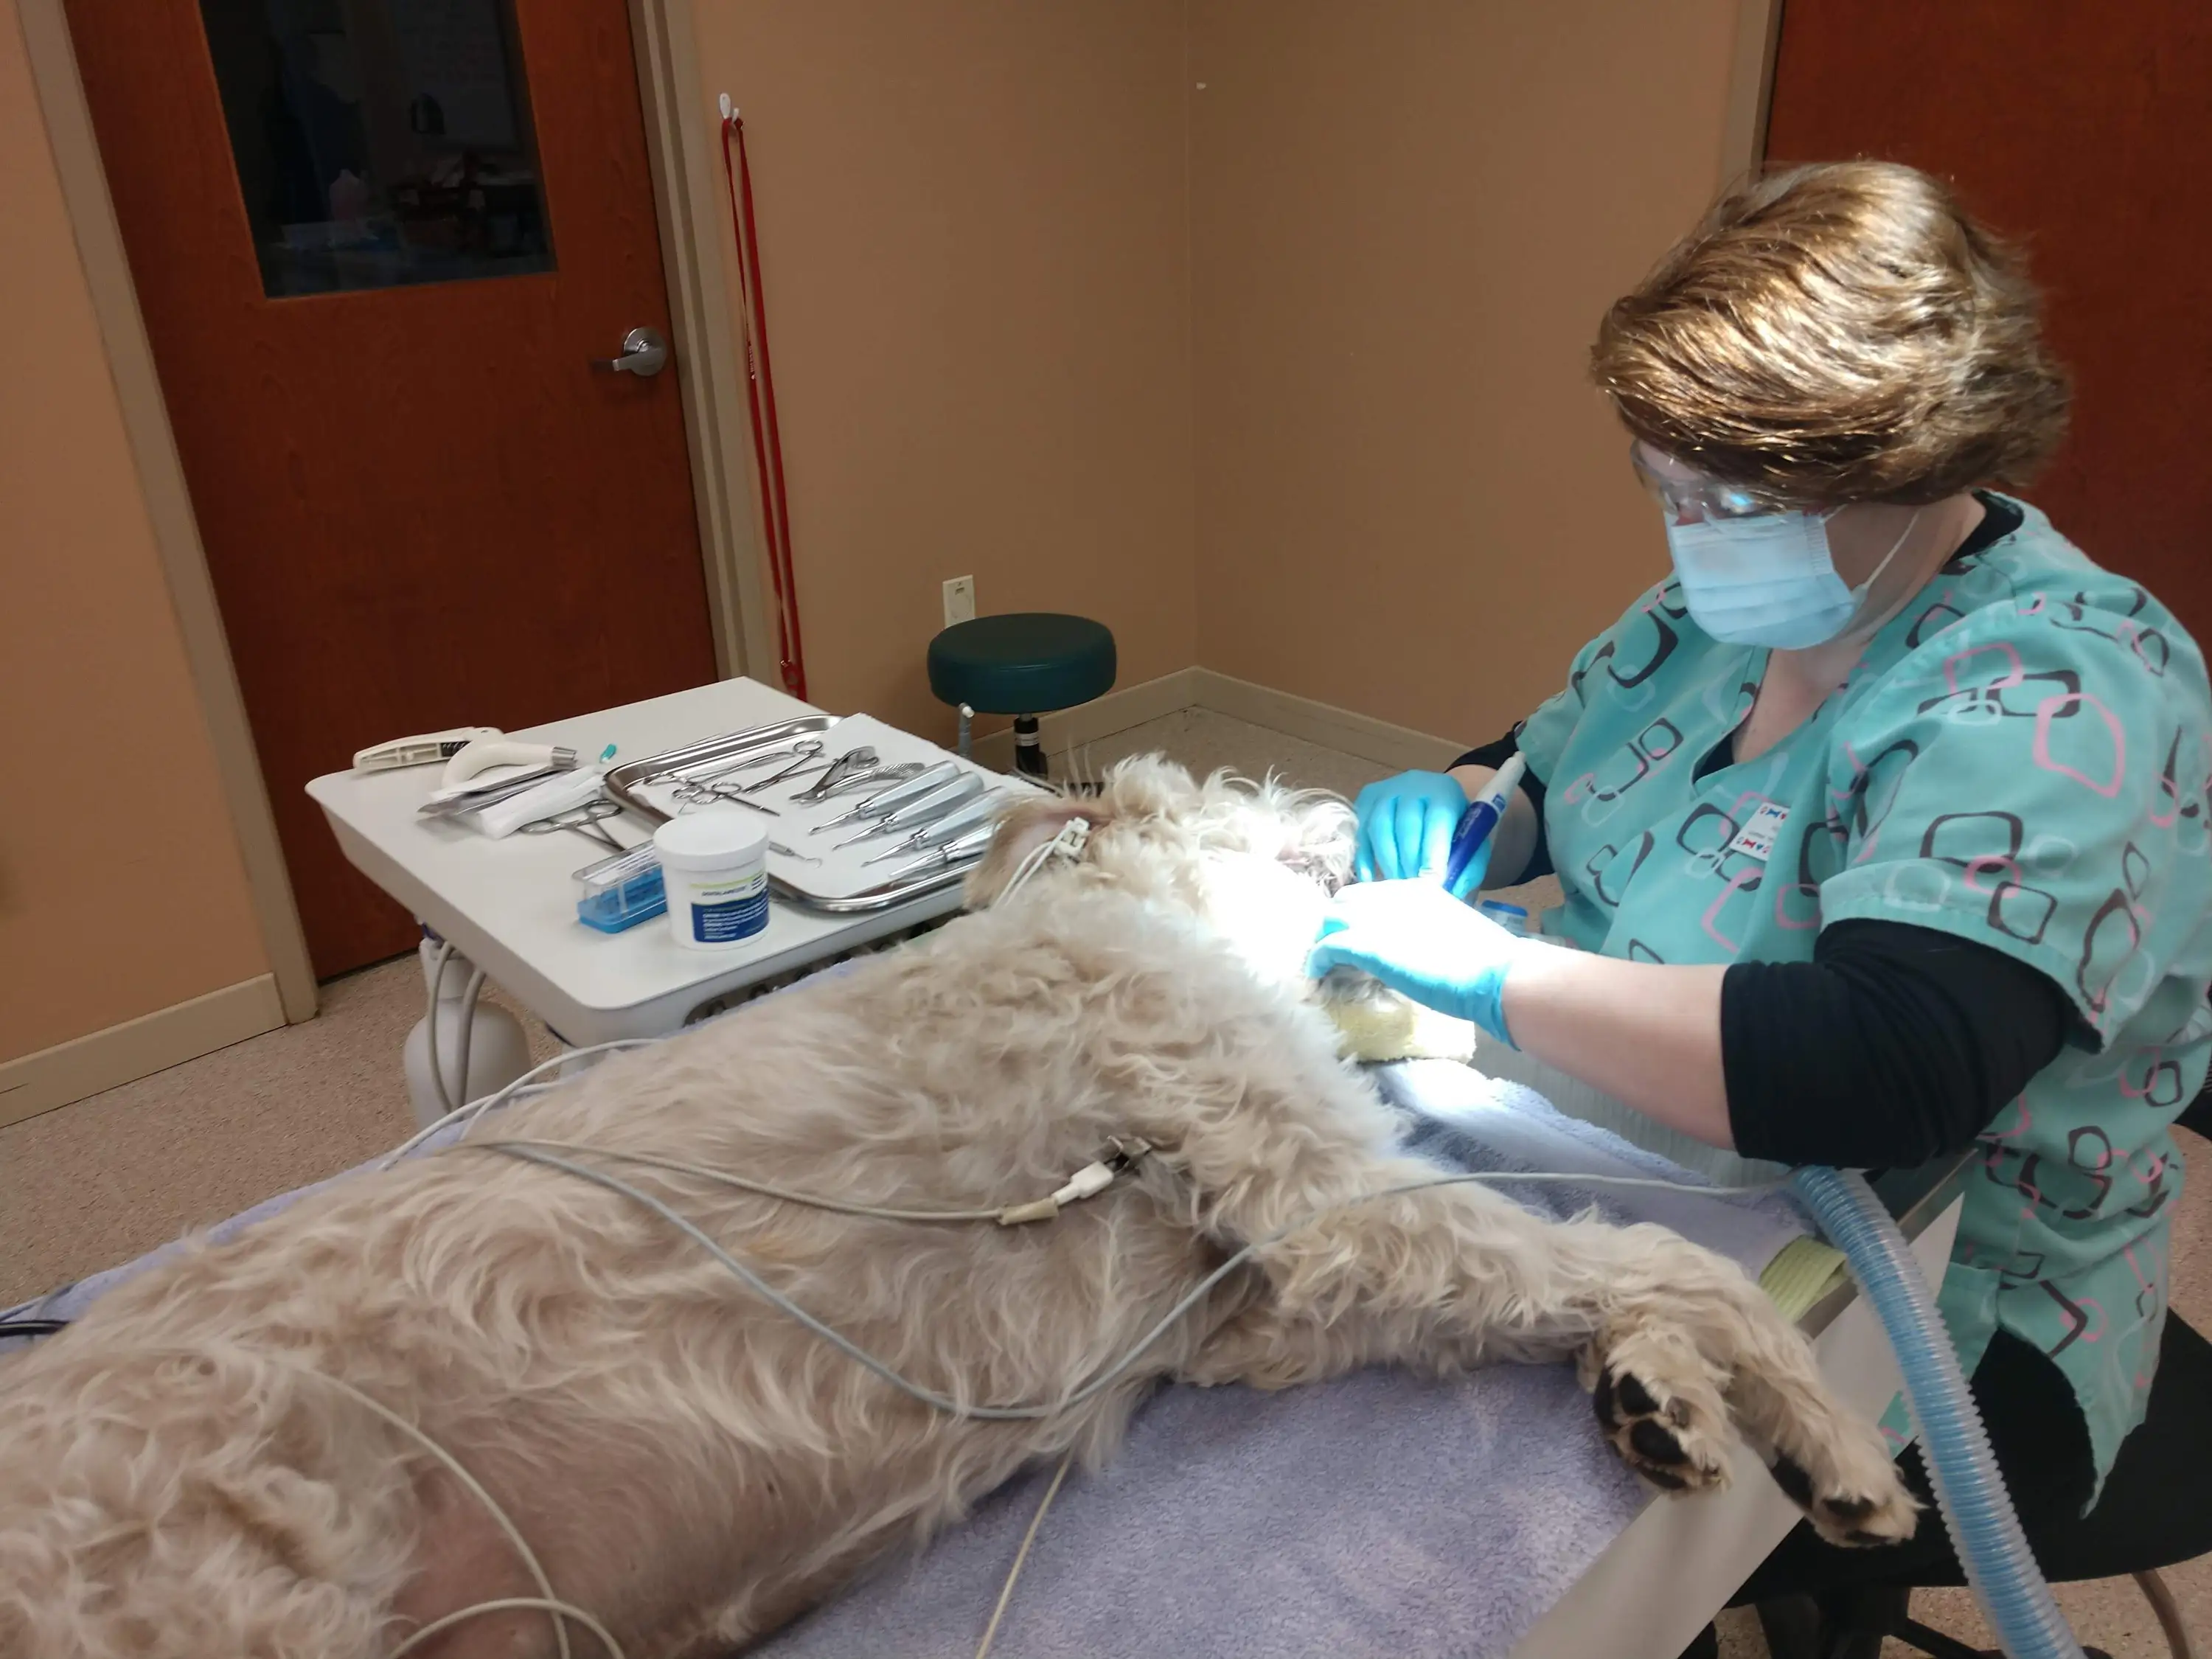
[603,716,984,915]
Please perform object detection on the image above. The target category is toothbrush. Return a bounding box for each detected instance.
[1442,753,1528,891]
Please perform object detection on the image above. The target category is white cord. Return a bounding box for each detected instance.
[386,1599,622,1659]
[973,1451,1074,1659]
[291,1368,597,1659]
[422,941,456,1119]
[993,818,1092,906]
[379,1039,661,1170]
[448,965,487,1117]
[477,1138,1139,1228]
[488,1141,1789,1423]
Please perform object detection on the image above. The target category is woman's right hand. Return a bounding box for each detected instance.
[1352,771,1473,887]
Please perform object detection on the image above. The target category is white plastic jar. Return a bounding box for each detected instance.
[653,810,771,950]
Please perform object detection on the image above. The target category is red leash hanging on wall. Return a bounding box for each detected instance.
[720,98,807,701]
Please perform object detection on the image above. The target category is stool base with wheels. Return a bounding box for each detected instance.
[927,613,1116,781]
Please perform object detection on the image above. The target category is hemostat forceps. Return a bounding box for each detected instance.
[519,798,628,852]
[867,821,998,885]
[829,772,987,849]
[735,740,844,794]
[798,760,925,804]
[807,760,964,834]
[782,746,881,801]
[861,792,1001,864]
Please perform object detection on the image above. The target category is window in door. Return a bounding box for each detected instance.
[197,0,554,296]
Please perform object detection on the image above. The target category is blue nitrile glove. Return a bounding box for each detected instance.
[1352,771,1488,895]
[1307,879,1531,1044]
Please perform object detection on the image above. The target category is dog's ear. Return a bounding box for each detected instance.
[966,795,1111,904]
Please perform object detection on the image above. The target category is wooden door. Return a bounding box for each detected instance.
[67,0,720,976]
[1765,0,2212,641]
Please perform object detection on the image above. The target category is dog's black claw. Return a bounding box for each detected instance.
[1766,1453,1815,1510]
[1820,1493,1878,1524]
[1641,1464,1690,1490]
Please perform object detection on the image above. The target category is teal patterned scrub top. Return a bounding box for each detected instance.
[1515,496,2212,1492]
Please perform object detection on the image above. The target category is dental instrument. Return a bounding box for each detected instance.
[520,798,628,853]
[860,793,1003,864]
[801,760,927,804]
[829,772,987,848]
[864,821,999,885]
[441,737,580,788]
[740,745,840,793]
[419,763,571,818]
[354,726,501,772]
[1442,753,1527,893]
[807,760,962,830]
[785,746,882,801]
[669,780,780,816]
[471,769,611,839]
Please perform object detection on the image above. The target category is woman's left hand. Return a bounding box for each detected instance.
[1307,880,1530,1043]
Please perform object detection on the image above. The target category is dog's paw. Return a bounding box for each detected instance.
[1761,1430,1921,1548]
[1582,1332,1731,1495]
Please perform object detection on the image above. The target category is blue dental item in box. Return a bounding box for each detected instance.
[574,844,667,932]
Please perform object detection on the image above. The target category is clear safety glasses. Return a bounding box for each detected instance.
[1629,441,1822,526]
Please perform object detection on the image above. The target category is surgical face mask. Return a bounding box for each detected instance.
[1663,507,1919,650]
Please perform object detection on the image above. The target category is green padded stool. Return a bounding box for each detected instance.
[927,613,1116,779]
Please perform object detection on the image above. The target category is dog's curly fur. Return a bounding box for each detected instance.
[0,759,1916,1657]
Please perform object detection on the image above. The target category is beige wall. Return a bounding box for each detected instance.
[0,0,270,1061]
[691,0,1197,743]
[1189,0,1742,749]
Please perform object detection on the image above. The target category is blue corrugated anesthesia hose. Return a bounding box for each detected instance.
[1790,1166,2086,1659]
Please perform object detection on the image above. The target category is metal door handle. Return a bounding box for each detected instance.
[592,326,668,378]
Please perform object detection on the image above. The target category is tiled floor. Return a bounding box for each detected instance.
[2,706,2205,1657]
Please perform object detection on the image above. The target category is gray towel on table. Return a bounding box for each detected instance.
[3,1060,1807,1659]
[755,1060,1808,1659]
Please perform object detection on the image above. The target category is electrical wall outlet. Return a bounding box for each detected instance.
[942,574,976,627]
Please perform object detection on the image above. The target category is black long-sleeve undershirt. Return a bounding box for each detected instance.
[1444,740,2073,1166]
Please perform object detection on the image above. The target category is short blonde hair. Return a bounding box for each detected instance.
[1591,161,2069,507]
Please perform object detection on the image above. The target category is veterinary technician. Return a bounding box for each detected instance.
[1308,161,2212,1590]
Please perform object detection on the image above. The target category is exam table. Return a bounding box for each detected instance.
[0,1036,1959,1659]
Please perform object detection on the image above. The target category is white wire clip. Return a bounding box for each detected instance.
[996,1135,1151,1226]
[718,92,734,120]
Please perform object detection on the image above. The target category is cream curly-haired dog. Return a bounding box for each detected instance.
[0,759,1915,1657]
